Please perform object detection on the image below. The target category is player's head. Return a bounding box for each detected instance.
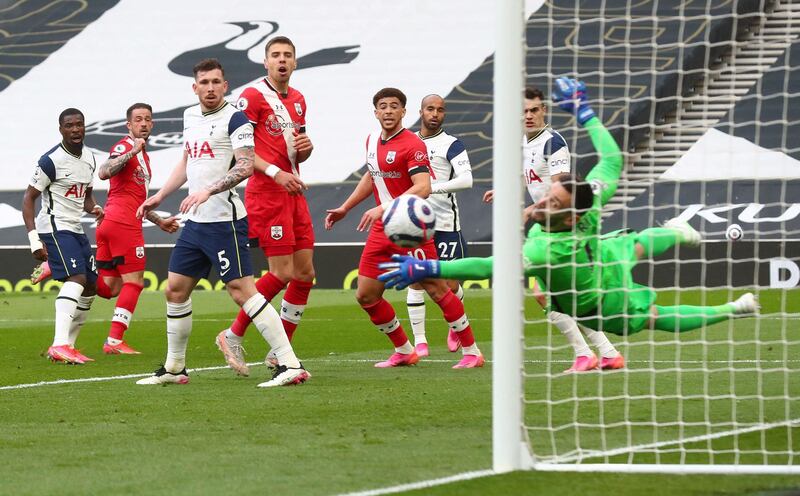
[58,108,85,146]
[126,103,153,140]
[419,94,446,134]
[373,88,407,134]
[192,58,228,111]
[531,173,594,231]
[264,36,297,87]
[524,87,547,135]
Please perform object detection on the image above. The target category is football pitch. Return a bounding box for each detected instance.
[1,288,799,495]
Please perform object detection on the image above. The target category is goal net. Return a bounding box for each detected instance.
[495,0,800,474]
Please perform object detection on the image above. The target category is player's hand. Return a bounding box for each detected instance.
[180,189,212,214]
[138,194,162,219]
[32,246,48,262]
[131,138,146,154]
[91,205,104,225]
[378,254,440,290]
[552,77,596,125]
[523,204,536,221]
[358,205,383,232]
[293,130,313,155]
[274,170,307,195]
[483,190,494,203]
[158,216,181,233]
[325,207,347,230]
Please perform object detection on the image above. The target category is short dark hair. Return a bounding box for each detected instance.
[126,103,152,121]
[58,108,84,126]
[265,36,296,55]
[193,58,224,78]
[555,173,594,213]
[373,87,407,108]
[525,87,545,101]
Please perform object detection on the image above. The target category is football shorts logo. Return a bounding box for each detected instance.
[136,246,145,258]
[294,102,303,116]
[271,225,283,240]
[386,151,396,164]
[414,151,426,162]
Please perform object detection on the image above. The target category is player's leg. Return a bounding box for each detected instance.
[103,271,145,354]
[437,231,468,352]
[635,218,701,260]
[67,237,98,363]
[421,277,483,368]
[278,195,316,342]
[94,220,123,299]
[649,293,759,332]
[406,283,428,355]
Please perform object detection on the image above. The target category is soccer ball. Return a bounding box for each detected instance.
[726,223,743,241]
[382,194,436,248]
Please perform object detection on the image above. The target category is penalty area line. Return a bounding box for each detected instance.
[333,469,495,496]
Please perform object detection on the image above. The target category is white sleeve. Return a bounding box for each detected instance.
[431,142,474,194]
[230,122,255,149]
[547,146,571,175]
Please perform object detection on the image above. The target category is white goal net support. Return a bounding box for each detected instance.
[493,0,800,474]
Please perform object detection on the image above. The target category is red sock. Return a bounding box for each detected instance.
[435,290,476,347]
[96,277,114,299]
[362,298,409,348]
[108,282,144,340]
[230,273,287,336]
[281,279,313,341]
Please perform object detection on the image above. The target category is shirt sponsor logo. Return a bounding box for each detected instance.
[369,170,401,178]
[185,141,215,158]
[386,151,396,164]
[237,132,254,141]
[414,151,426,162]
[266,114,300,136]
[271,225,283,240]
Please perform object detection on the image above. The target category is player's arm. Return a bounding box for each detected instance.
[431,140,473,194]
[378,254,494,289]
[255,152,307,195]
[98,138,145,180]
[145,210,180,233]
[83,186,104,224]
[138,151,188,219]
[294,127,313,163]
[324,172,373,230]
[180,145,254,214]
[22,186,46,261]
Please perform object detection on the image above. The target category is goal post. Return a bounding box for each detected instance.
[493,0,800,475]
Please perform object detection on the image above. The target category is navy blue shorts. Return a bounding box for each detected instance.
[168,218,253,283]
[40,230,98,284]
[433,230,468,261]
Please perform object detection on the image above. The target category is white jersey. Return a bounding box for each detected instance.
[29,143,96,234]
[523,126,570,203]
[417,129,472,232]
[182,102,254,223]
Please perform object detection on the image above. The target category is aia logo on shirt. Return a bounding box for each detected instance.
[185,141,215,158]
[64,183,87,198]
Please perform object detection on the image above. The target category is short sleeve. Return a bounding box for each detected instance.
[406,139,431,177]
[446,139,472,175]
[30,155,55,191]
[109,139,133,159]
[235,87,262,124]
[229,111,254,149]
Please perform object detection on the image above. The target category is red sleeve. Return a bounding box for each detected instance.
[108,138,133,158]
[236,87,264,124]
[406,139,432,177]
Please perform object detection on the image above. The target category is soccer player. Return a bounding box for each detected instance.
[22,108,104,364]
[216,36,315,376]
[406,94,473,357]
[484,86,623,372]
[325,87,483,369]
[379,78,759,341]
[135,58,309,387]
[92,103,179,355]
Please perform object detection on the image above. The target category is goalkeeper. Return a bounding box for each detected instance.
[379,77,759,336]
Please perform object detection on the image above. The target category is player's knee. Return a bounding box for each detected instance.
[293,267,315,283]
[421,279,448,301]
[356,290,379,307]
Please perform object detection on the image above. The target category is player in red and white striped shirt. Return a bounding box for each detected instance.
[325,88,484,369]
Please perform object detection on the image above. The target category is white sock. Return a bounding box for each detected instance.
[280,300,306,326]
[224,328,243,345]
[68,295,94,346]
[396,341,414,354]
[579,325,620,358]
[165,299,192,372]
[244,294,300,368]
[455,284,464,301]
[462,343,480,355]
[53,281,84,346]
[406,288,427,345]
[548,310,592,357]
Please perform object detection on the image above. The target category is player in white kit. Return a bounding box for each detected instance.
[136,58,309,387]
[484,87,624,372]
[405,95,473,357]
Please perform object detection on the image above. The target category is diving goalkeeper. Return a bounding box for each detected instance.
[379,77,759,336]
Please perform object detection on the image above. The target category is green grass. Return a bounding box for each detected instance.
[1,288,799,495]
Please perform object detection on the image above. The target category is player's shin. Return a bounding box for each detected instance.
[653,304,736,332]
[165,299,193,372]
[280,279,313,341]
[436,290,479,355]
[578,324,620,359]
[108,282,144,343]
[244,294,300,368]
[548,311,592,357]
[230,272,286,336]
[362,299,413,353]
[53,281,84,346]
[406,287,427,346]
[68,295,95,347]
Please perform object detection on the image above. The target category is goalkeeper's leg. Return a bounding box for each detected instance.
[635,218,701,260]
[651,293,759,332]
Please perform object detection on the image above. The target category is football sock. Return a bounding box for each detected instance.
[224,328,243,346]
[637,228,680,257]
[455,284,464,301]
[548,310,593,357]
[653,304,735,332]
[280,279,313,341]
[406,287,427,345]
[230,272,286,336]
[435,290,477,349]
[244,293,299,368]
[53,281,84,346]
[165,299,192,373]
[579,325,620,358]
[95,277,114,299]
[109,282,143,341]
[68,295,95,347]
[362,299,411,351]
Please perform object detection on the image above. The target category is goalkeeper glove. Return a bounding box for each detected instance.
[552,77,596,126]
[377,254,440,290]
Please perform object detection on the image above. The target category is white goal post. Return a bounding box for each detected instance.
[492,0,800,475]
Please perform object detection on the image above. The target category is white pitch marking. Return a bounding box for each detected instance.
[333,469,495,496]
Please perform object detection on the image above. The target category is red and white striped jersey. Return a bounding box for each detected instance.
[365,128,432,206]
[236,78,306,192]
